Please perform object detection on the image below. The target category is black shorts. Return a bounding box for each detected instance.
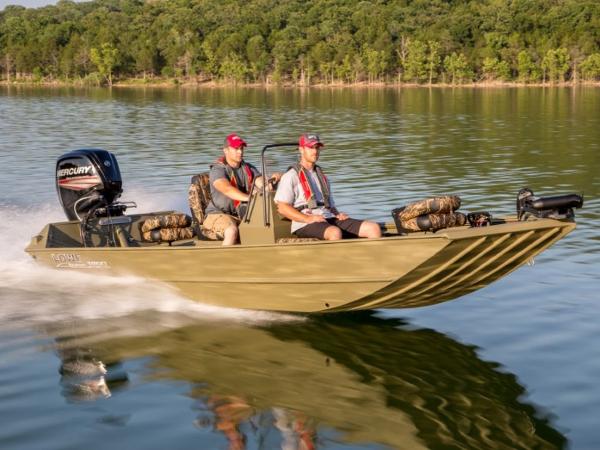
[294,217,363,240]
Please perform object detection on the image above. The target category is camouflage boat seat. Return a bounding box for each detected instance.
[188,172,218,240]
[188,172,211,225]
[140,213,195,243]
[392,195,466,232]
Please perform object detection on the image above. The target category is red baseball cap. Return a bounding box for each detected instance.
[225,133,247,149]
[299,133,324,149]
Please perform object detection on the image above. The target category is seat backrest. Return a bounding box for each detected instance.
[188,172,212,225]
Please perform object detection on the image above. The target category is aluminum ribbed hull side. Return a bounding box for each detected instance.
[337,220,575,311]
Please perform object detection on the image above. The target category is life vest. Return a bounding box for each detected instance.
[290,163,331,210]
[214,157,254,210]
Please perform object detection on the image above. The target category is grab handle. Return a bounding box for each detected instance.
[260,143,297,227]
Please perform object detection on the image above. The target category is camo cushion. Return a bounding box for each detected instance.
[188,172,212,225]
[142,227,195,242]
[399,212,467,232]
[141,213,192,232]
[397,195,461,221]
[392,196,466,232]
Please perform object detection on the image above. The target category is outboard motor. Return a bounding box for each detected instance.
[517,187,583,221]
[56,149,123,221]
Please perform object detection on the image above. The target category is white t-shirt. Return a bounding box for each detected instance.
[274,167,336,232]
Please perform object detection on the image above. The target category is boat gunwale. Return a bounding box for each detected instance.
[25,217,575,254]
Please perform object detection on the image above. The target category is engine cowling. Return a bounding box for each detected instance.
[56,149,123,221]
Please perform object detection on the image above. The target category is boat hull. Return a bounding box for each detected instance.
[25,217,575,312]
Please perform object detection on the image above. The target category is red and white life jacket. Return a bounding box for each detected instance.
[290,163,331,210]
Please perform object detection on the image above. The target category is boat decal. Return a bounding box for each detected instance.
[57,166,93,177]
[51,253,110,269]
[57,175,102,190]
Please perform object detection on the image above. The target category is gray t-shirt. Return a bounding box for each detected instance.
[274,167,336,232]
[205,162,260,216]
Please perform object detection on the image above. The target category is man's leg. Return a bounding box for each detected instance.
[222,224,239,246]
[335,218,382,239]
[202,214,240,246]
[358,220,382,238]
[323,226,342,241]
[294,221,342,241]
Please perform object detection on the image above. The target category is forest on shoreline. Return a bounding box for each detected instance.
[1,0,600,87]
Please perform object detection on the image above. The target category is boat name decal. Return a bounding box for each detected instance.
[57,166,93,177]
[51,253,110,269]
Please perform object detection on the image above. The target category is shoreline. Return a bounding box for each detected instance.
[1,78,600,89]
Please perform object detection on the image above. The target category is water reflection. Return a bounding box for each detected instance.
[46,312,566,449]
[56,345,129,403]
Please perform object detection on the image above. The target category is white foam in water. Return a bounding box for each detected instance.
[0,196,302,328]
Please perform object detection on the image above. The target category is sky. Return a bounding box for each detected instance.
[1,0,61,10]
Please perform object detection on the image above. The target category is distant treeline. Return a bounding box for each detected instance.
[1,0,600,86]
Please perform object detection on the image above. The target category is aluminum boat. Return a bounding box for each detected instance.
[25,145,582,313]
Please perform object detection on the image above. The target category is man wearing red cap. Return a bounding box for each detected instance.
[203,133,279,245]
[274,134,381,241]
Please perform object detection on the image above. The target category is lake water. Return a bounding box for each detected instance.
[0,86,598,450]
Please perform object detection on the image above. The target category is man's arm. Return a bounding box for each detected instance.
[213,178,250,202]
[276,201,326,223]
[213,173,280,200]
[249,164,282,191]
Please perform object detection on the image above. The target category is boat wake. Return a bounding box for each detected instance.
[0,197,302,331]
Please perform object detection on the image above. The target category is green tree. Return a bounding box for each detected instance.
[541,48,570,83]
[219,53,247,82]
[426,41,441,85]
[404,39,427,83]
[482,57,511,81]
[90,42,118,86]
[580,53,600,81]
[395,35,410,81]
[154,9,201,79]
[352,53,365,83]
[364,47,386,84]
[270,27,305,80]
[309,41,334,84]
[200,41,219,79]
[59,33,90,79]
[335,54,353,84]
[132,31,158,79]
[246,35,269,82]
[0,13,28,81]
[444,52,471,84]
[1,0,600,86]
[517,51,540,83]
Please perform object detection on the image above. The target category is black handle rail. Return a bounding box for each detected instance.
[260,143,297,227]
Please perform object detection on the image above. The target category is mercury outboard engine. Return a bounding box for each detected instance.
[56,149,123,221]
